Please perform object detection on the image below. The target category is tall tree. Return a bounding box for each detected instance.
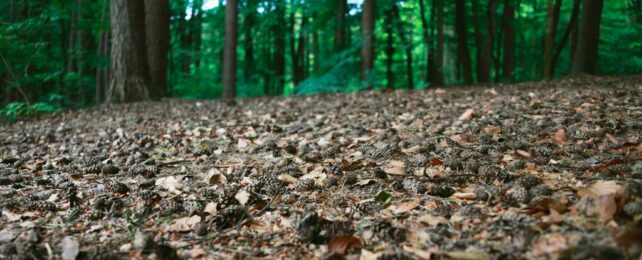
[273,0,286,95]
[244,0,257,81]
[455,0,473,85]
[144,0,170,99]
[433,0,445,86]
[502,0,515,81]
[335,0,347,50]
[472,0,495,83]
[551,0,580,76]
[361,0,375,88]
[96,0,109,103]
[543,0,562,79]
[393,4,414,89]
[384,7,395,89]
[571,0,604,75]
[418,0,433,86]
[107,0,150,103]
[222,0,238,98]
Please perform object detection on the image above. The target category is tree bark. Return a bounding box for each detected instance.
[335,0,347,50]
[433,0,445,86]
[222,0,238,98]
[543,0,562,79]
[418,0,434,86]
[571,0,603,75]
[361,0,375,88]
[472,0,494,83]
[502,0,515,81]
[455,0,473,85]
[243,0,257,81]
[273,0,286,95]
[393,5,414,89]
[107,0,150,103]
[551,0,580,76]
[384,7,395,89]
[144,0,170,99]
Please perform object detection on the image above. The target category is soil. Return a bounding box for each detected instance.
[1,76,641,259]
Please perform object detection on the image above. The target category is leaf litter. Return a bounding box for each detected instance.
[0,77,641,258]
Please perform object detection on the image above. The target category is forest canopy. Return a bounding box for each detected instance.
[0,0,641,115]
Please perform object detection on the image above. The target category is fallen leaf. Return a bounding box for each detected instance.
[278,174,298,184]
[374,191,393,203]
[392,200,419,214]
[452,192,477,200]
[166,215,201,232]
[482,126,502,135]
[235,190,250,206]
[61,236,79,260]
[516,150,531,158]
[430,158,443,166]
[418,214,449,227]
[459,109,474,121]
[383,166,406,175]
[204,202,218,215]
[443,250,490,260]
[356,179,376,186]
[531,232,579,257]
[2,210,22,222]
[554,128,568,144]
[155,176,182,194]
[204,168,226,185]
[327,235,363,255]
[359,249,382,260]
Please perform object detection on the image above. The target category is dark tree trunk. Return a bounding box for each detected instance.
[571,0,603,75]
[192,0,203,69]
[418,0,434,86]
[243,0,257,81]
[434,0,445,86]
[361,0,375,88]
[273,0,286,95]
[472,0,494,83]
[222,0,238,98]
[384,7,395,89]
[455,0,473,85]
[393,5,414,89]
[336,0,347,50]
[96,0,109,103]
[292,13,307,86]
[144,0,170,99]
[107,0,150,103]
[543,0,562,79]
[551,0,580,76]
[502,0,515,81]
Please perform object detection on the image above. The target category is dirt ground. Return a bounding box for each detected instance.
[1,76,641,259]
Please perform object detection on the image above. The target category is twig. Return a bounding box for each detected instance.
[157,159,191,167]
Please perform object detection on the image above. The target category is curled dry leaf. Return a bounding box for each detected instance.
[554,128,568,144]
[204,168,226,185]
[235,190,250,206]
[482,126,502,135]
[452,192,477,200]
[61,236,79,260]
[531,232,580,257]
[166,215,202,232]
[459,109,474,121]
[155,176,182,194]
[577,180,623,222]
[204,202,218,215]
[278,174,298,185]
[327,235,363,255]
[516,150,532,158]
[391,200,419,214]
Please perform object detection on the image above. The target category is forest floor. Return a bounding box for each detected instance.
[1,76,642,259]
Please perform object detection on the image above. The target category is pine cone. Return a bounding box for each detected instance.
[101,164,120,175]
[105,181,129,194]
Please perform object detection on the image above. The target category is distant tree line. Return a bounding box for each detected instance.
[1,0,641,109]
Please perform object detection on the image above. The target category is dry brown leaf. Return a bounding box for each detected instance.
[516,149,532,158]
[531,232,579,257]
[443,250,490,260]
[384,166,406,175]
[166,215,201,232]
[482,126,502,135]
[418,214,449,227]
[359,249,382,260]
[204,202,217,215]
[249,220,272,233]
[204,168,226,185]
[356,179,376,186]
[235,190,250,206]
[554,128,568,144]
[452,192,477,200]
[278,174,298,185]
[392,200,419,214]
[327,235,363,255]
[459,109,474,121]
[155,176,182,194]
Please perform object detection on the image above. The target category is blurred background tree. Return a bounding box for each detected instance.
[1,0,641,115]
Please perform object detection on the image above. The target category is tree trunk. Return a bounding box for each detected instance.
[418,0,434,86]
[361,0,375,88]
[243,0,257,81]
[551,0,580,76]
[192,0,203,69]
[433,0,445,86]
[144,0,170,99]
[455,0,473,85]
[273,0,286,95]
[543,0,562,79]
[472,0,494,83]
[571,0,603,75]
[336,0,347,50]
[393,5,414,89]
[384,7,395,89]
[107,0,150,103]
[96,0,109,103]
[312,14,320,73]
[222,0,238,98]
[502,0,515,81]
